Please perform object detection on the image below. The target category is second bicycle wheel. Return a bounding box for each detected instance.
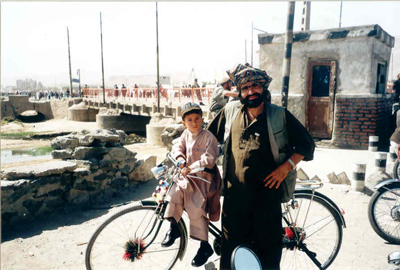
[368,182,400,244]
[85,204,187,270]
[281,193,343,270]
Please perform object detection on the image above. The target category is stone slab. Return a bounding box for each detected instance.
[1,161,78,180]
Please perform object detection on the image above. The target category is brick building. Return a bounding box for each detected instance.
[258,24,395,149]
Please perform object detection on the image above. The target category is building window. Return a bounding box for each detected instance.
[311,65,331,97]
[376,63,386,94]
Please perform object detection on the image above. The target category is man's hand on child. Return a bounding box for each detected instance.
[181,167,191,177]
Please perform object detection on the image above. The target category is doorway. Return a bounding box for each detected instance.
[306,61,336,139]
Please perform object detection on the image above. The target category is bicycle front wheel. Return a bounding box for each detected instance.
[392,159,400,179]
[368,183,400,244]
[85,204,186,270]
[281,193,343,270]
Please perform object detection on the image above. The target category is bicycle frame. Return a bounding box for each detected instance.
[139,154,346,268]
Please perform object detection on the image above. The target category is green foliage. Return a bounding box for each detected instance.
[1,117,24,126]
[1,131,51,139]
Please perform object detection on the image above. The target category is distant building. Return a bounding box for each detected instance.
[259,24,395,149]
[16,79,37,90]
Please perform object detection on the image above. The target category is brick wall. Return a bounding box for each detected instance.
[332,96,393,150]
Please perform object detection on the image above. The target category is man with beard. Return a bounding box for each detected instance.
[207,63,315,269]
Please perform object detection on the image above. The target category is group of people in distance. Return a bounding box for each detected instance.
[161,63,316,269]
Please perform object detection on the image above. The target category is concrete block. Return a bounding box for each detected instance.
[337,172,351,185]
[311,175,321,182]
[297,168,309,180]
[327,172,340,184]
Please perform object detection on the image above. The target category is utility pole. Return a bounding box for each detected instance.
[339,1,343,28]
[245,39,247,63]
[77,69,81,95]
[281,1,295,108]
[301,1,311,31]
[251,22,254,66]
[100,12,105,103]
[156,1,160,113]
[67,27,73,96]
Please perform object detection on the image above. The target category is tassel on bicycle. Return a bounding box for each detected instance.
[123,237,146,262]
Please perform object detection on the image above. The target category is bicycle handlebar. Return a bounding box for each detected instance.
[166,153,211,184]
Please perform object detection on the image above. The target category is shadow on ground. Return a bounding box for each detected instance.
[1,179,158,243]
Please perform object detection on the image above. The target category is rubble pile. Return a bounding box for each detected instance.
[1,129,156,226]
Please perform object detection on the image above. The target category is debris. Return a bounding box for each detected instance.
[77,242,88,246]
[297,168,309,180]
[205,262,217,270]
[311,175,321,182]
[327,172,340,184]
[337,172,351,185]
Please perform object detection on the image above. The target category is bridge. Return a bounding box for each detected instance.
[78,87,215,131]
[1,89,215,134]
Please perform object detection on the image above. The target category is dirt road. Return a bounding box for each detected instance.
[1,119,399,269]
[1,180,399,270]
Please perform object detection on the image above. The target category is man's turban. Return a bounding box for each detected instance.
[227,63,273,91]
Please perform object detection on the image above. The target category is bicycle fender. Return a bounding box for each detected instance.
[140,200,158,207]
[177,218,189,261]
[294,190,347,228]
[374,179,400,190]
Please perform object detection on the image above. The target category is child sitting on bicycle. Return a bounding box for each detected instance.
[162,102,221,267]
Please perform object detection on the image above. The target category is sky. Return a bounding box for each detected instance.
[1,1,399,88]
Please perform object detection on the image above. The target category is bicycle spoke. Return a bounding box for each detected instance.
[281,193,342,270]
[86,205,184,270]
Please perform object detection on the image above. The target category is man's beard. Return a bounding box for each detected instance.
[241,93,264,108]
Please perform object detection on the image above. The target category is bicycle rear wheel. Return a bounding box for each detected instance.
[85,204,186,270]
[281,193,343,270]
[368,183,400,244]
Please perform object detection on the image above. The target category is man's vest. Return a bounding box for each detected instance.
[222,100,297,202]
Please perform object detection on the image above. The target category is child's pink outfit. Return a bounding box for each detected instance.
[164,128,221,241]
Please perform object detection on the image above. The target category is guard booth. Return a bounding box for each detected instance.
[258,24,395,149]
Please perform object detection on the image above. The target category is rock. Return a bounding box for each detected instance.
[51,137,79,150]
[311,175,322,182]
[337,172,351,185]
[78,129,126,147]
[365,171,392,191]
[172,138,181,145]
[110,177,128,189]
[73,147,109,160]
[51,149,74,160]
[327,172,340,184]
[129,155,157,182]
[149,113,176,126]
[51,129,127,149]
[1,179,30,190]
[297,168,309,180]
[1,161,78,180]
[108,147,129,161]
[68,190,90,205]
[160,124,186,150]
[36,182,62,197]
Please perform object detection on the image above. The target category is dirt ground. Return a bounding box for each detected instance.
[1,119,400,270]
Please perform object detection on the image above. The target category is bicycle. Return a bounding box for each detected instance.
[368,178,400,244]
[85,153,346,270]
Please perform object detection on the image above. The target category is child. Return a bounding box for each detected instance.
[162,102,221,267]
